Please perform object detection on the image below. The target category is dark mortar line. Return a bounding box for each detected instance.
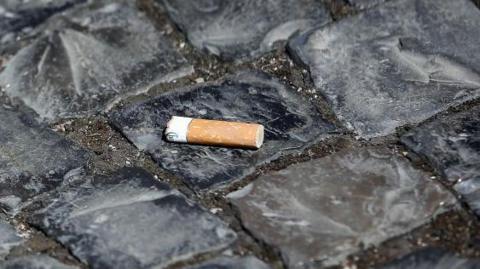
[227,201,288,269]
[9,219,89,269]
[104,118,197,197]
[392,116,480,222]
[197,135,355,201]
[472,0,480,9]
[345,210,480,269]
[191,136,358,267]
[0,0,478,268]
[324,0,356,21]
[188,138,358,267]
[136,0,231,83]
[395,140,480,222]
[394,97,480,139]
[136,0,349,136]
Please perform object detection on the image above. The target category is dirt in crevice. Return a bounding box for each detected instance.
[1,0,479,268]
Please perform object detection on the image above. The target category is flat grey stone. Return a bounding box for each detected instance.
[289,0,480,138]
[160,0,331,61]
[401,106,480,184]
[0,1,192,121]
[454,179,480,217]
[187,256,271,269]
[228,147,455,268]
[0,254,77,269]
[0,219,22,258]
[28,167,236,269]
[377,247,480,269]
[0,0,84,39]
[0,106,89,214]
[401,106,480,215]
[110,71,335,190]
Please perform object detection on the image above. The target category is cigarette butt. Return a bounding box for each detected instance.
[165,116,264,149]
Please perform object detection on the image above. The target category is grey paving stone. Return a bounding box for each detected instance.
[0,219,22,258]
[0,1,192,122]
[454,179,480,217]
[0,254,77,269]
[110,71,335,191]
[0,0,84,39]
[377,247,480,269]
[28,167,236,269]
[401,106,480,184]
[228,147,455,268]
[0,106,90,214]
[401,106,480,215]
[289,0,480,138]
[187,256,271,269]
[160,0,331,61]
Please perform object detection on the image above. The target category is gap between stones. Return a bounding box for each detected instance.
[6,0,478,268]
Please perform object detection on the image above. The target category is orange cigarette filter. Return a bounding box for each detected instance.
[165,116,264,149]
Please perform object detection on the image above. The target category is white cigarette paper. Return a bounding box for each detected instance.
[165,116,264,149]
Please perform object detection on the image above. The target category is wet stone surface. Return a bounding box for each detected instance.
[401,106,480,184]
[401,106,480,216]
[160,0,331,61]
[0,1,192,121]
[28,167,236,269]
[0,106,89,214]
[0,254,78,269]
[377,247,480,269]
[110,71,335,191]
[0,219,22,258]
[228,147,455,268]
[289,0,480,138]
[187,256,271,269]
[0,0,84,47]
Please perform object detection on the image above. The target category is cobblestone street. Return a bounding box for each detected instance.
[0,0,480,268]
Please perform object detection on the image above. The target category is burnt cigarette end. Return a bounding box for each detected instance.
[165,116,264,149]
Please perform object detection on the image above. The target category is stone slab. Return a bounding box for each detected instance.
[0,254,77,269]
[0,1,192,121]
[0,106,89,214]
[377,247,480,269]
[160,0,331,60]
[229,147,455,268]
[0,219,22,258]
[289,0,480,138]
[28,167,236,269]
[0,0,84,40]
[110,71,335,190]
[401,106,480,216]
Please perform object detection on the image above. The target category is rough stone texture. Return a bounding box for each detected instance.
[28,167,236,269]
[110,71,335,191]
[229,147,455,268]
[347,0,384,10]
[160,0,331,61]
[0,1,193,121]
[0,0,84,40]
[0,254,78,269]
[377,247,480,269]
[289,0,480,138]
[187,256,271,269]
[0,106,90,214]
[401,106,480,216]
[454,179,480,217]
[401,106,480,184]
[0,219,22,258]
